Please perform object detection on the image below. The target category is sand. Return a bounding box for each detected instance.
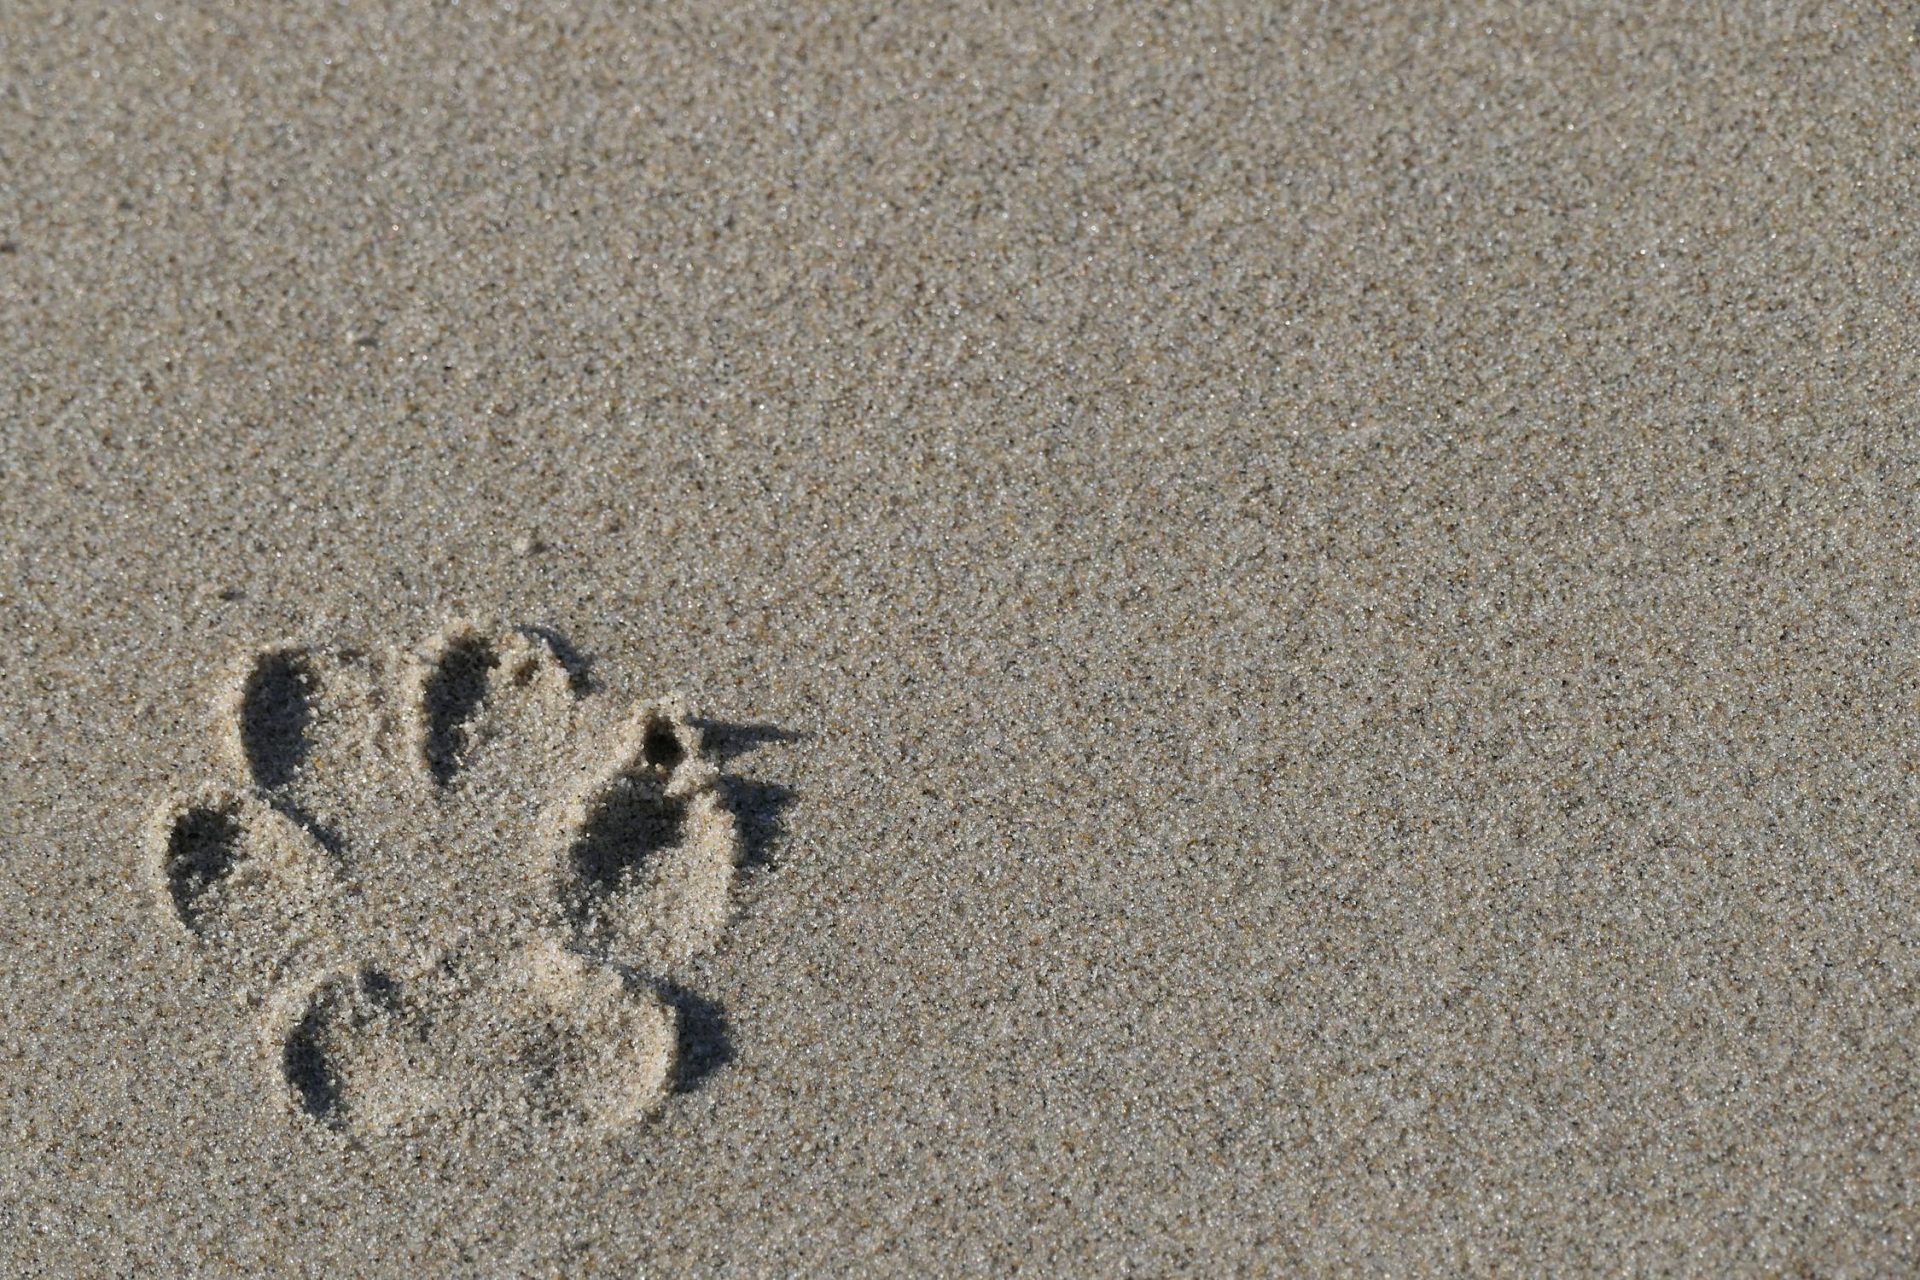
[3,2,1918,1274]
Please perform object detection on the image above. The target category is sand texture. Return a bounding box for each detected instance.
[3,3,1919,1275]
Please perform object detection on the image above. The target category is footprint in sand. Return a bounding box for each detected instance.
[147,624,742,1134]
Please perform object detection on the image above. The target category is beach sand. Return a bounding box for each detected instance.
[4,3,1919,1273]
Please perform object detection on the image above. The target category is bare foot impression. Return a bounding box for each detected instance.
[146,624,744,1135]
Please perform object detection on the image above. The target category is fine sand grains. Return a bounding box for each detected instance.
[6,3,1920,1273]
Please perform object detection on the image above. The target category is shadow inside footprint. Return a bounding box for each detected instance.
[567,773,688,898]
[718,778,796,874]
[282,984,349,1126]
[282,997,343,1120]
[278,968,421,1130]
[687,718,807,765]
[237,649,346,856]
[423,633,499,785]
[163,804,243,930]
[239,650,313,788]
[515,625,594,692]
[654,980,734,1092]
[690,718,804,874]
